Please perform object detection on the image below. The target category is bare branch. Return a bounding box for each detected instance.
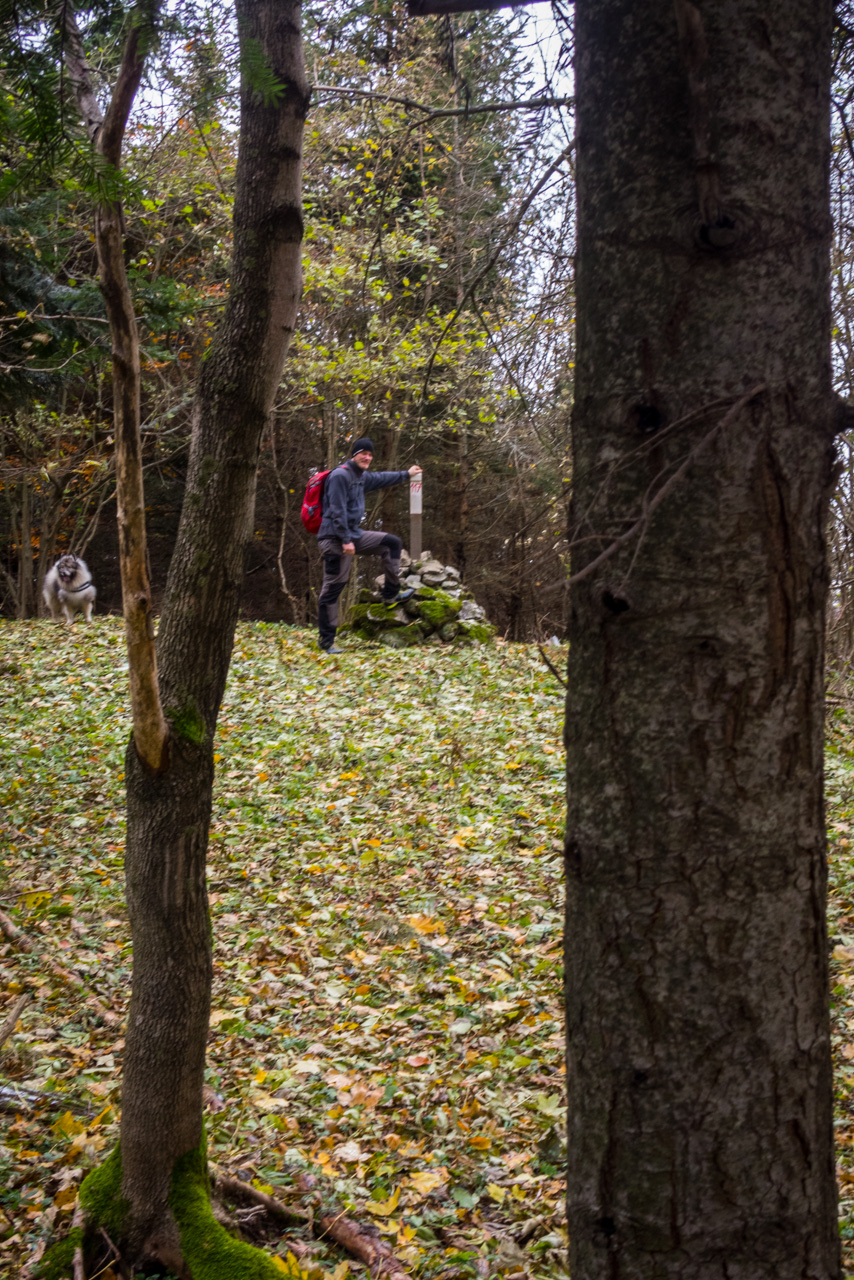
[0,992,32,1052]
[537,645,567,689]
[312,84,572,121]
[420,142,575,403]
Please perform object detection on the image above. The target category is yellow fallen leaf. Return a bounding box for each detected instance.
[486,1182,506,1203]
[272,1253,305,1277]
[252,1091,285,1113]
[208,1009,232,1026]
[468,1134,491,1151]
[23,891,52,910]
[406,914,446,935]
[365,1186,400,1217]
[52,1112,85,1139]
[407,1169,448,1196]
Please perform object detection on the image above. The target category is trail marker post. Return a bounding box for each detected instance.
[410,475,423,561]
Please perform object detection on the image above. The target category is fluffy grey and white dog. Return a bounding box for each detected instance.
[43,554,96,623]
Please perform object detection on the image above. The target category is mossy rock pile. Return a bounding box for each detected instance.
[343,551,495,647]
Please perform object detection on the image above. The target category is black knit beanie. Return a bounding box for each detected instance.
[350,437,374,456]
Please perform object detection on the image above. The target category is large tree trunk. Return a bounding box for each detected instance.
[566,3,840,1277]
[82,1,308,1271]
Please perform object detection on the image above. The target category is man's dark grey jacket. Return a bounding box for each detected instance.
[318,459,409,543]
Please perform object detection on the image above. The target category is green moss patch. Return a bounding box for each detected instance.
[79,1143,129,1240]
[458,620,495,643]
[171,1140,298,1280]
[167,697,207,745]
[39,1228,83,1280]
[415,596,459,629]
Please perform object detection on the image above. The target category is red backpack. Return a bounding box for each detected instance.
[300,468,332,534]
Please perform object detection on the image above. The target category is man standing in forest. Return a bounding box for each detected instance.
[317,439,421,653]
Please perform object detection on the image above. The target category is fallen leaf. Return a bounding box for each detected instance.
[407,1169,448,1196]
[365,1186,400,1216]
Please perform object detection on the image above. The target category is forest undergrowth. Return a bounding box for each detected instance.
[0,620,568,1279]
[827,705,854,1277]
[8,620,854,1277]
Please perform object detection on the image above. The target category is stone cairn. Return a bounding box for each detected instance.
[343,550,495,649]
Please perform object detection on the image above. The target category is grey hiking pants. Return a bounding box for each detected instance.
[317,529,403,648]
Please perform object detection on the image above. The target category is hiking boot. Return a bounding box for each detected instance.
[320,643,344,655]
[382,587,416,606]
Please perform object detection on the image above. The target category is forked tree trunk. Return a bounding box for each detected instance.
[116,0,308,1265]
[566,2,840,1277]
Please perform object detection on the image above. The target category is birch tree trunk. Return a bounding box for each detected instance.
[566,2,840,1276]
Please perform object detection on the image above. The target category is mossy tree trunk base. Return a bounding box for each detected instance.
[44,1140,299,1280]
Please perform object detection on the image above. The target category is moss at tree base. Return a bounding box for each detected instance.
[39,1228,83,1280]
[170,1137,301,1279]
[39,1146,127,1280]
[40,1138,302,1280]
[79,1142,129,1238]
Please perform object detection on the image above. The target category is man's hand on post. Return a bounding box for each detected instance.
[342,542,356,555]
[409,465,422,477]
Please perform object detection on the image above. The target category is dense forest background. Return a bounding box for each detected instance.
[9,2,854,650]
[0,0,575,641]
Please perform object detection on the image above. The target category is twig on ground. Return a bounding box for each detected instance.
[98,1227,130,1280]
[0,908,119,1025]
[0,908,29,947]
[216,1174,411,1277]
[72,1204,86,1280]
[0,887,57,902]
[316,1210,410,1278]
[0,991,32,1050]
[216,1174,309,1227]
[537,646,567,690]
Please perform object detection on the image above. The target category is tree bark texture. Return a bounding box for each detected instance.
[566,3,839,1278]
[118,0,308,1263]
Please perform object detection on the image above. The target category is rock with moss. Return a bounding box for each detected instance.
[415,593,460,629]
[366,602,403,624]
[458,619,495,643]
[379,624,422,648]
[350,555,494,647]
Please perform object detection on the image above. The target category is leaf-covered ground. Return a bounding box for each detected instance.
[0,619,568,1279]
[826,710,854,1278]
